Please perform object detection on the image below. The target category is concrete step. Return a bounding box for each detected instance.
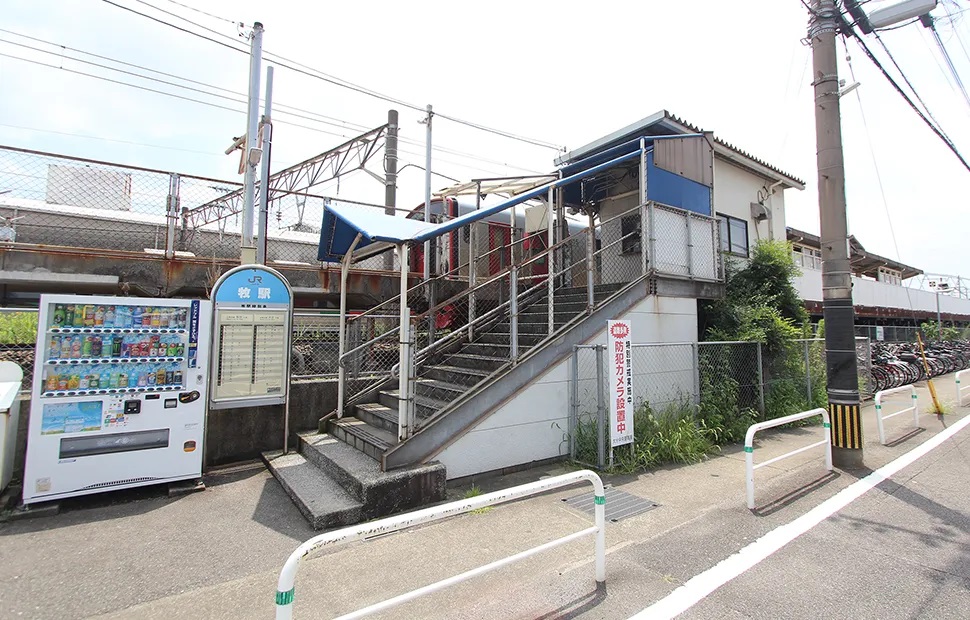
[297,432,446,520]
[261,450,363,531]
[329,417,398,461]
[381,389,450,419]
[424,364,491,387]
[489,322,549,335]
[477,332,545,346]
[441,353,510,372]
[460,342,512,358]
[353,402,398,434]
[415,378,466,403]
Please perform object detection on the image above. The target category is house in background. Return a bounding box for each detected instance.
[788,227,970,333]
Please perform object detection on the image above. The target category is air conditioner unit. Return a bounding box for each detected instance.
[750,202,770,222]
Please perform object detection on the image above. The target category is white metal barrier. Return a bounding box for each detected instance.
[874,385,919,445]
[957,369,970,408]
[744,408,832,510]
[274,470,607,620]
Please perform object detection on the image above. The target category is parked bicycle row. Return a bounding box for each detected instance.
[869,340,970,392]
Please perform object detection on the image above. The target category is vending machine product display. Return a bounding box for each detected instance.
[23,294,211,504]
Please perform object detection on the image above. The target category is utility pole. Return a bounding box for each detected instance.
[240,22,264,265]
[384,109,399,271]
[256,65,274,266]
[809,0,863,467]
[422,104,433,281]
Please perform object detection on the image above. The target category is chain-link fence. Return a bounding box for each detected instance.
[569,337,876,468]
[0,144,410,271]
[0,308,37,394]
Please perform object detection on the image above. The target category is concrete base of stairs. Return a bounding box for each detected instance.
[262,432,447,530]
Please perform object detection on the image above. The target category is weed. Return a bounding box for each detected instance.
[462,485,492,514]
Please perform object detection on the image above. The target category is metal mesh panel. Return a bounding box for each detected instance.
[0,146,191,256]
[0,308,37,394]
[698,341,762,419]
[629,344,696,411]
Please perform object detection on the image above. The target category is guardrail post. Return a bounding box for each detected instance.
[274,470,607,619]
[595,344,606,469]
[510,265,519,362]
[756,341,765,416]
[958,370,968,407]
[745,407,831,509]
[874,385,920,445]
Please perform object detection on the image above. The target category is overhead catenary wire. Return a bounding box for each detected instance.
[925,17,970,112]
[101,0,566,152]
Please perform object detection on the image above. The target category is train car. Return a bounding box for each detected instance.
[406,196,593,283]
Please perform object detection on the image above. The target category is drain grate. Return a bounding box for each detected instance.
[563,486,659,522]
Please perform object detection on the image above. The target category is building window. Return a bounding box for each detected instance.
[620,214,641,255]
[717,213,748,257]
[878,267,901,286]
[792,245,821,270]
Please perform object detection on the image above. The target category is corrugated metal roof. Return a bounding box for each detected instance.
[557,110,806,190]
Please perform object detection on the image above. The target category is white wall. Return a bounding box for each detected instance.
[713,158,788,245]
[436,295,697,479]
[794,267,970,316]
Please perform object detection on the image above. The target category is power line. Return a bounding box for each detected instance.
[841,39,918,318]
[0,122,224,156]
[0,51,356,141]
[0,30,542,175]
[925,17,970,112]
[161,0,239,25]
[873,32,945,129]
[842,24,970,172]
[100,0,566,152]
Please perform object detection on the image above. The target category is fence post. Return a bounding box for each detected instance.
[804,339,812,406]
[640,202,648,276]
[756,341,766,416]
[692,341,700,407]
[587,212,595,313]
[165,173,179,259]
[685,211,693,278]
[510,265,519,362]
[647,201,657,272]
[595,344,606,469]
[570,346,579,459]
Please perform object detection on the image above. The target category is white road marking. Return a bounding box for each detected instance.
[630,412,970,620]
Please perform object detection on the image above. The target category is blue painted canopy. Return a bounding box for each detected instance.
[317,202,434,262]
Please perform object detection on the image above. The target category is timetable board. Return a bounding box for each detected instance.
[209,265,293,410]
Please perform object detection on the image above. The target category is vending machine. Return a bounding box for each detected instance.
[23,294,211,505]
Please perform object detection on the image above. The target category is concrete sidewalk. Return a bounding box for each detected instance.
[0,373,966,619]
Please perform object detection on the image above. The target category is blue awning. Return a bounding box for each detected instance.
[318,146,647,261]
[317,202,434,262]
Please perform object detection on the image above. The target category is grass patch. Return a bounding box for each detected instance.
[462,484,492,514]
[0,312,38,345]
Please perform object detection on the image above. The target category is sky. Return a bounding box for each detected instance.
[1,0,968,279]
